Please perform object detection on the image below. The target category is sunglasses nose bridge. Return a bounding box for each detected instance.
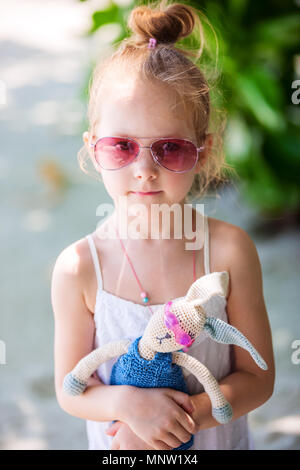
[129,147,158,181]
[135,144,158,167]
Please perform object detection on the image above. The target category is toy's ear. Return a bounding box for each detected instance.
[203,317,268,370]
[185,271,229,306]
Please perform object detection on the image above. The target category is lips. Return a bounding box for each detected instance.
[131,191,162,195]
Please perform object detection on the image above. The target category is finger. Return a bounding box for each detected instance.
[164,391,196,434]
[106,421,122,436]
[110,440,120,450]
[171,391,195,415]
[170,420,193,445]
[152,440,173,451]
[111,444,120,450]
[162,432,183,449]
[177,410,196,434]
[181,399,195,416]
[105,422,121,436]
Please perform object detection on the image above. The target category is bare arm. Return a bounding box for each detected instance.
[189,225,275,431]
[51,241,129,422]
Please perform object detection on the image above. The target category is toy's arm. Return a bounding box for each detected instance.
[172,352,233,424]
[63,339,131,396]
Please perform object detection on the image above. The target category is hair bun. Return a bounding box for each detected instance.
[128,1,196,46]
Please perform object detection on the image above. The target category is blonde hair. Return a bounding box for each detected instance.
[78,0,235,202]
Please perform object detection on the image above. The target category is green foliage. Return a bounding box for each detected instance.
[83,0,133,44]
[195,0,300,216]
[79,0,300,216]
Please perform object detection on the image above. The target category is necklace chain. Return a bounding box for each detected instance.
[113,223,196,315]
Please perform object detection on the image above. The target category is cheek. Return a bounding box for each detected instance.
[165,173,195,196]
[101,172,128,197]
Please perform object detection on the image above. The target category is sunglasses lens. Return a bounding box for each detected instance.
[94,137,139,169]
[152,139,198,172]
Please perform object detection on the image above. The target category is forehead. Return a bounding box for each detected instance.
[95,71,194,140]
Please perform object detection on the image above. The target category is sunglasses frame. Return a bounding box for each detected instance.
[90,135,205,173]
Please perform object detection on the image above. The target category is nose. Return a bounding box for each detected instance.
[132,146,158,181]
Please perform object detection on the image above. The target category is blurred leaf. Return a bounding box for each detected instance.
[235,72,285,132]
[254,15,300,49]
[225,114,252,162]
[89,2,126,34]
[246,66,283,109]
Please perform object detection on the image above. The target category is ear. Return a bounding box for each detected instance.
[203,317,268,370]
[83,131,102,177]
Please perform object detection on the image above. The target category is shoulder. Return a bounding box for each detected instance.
[51,235,95,304]
[208,214,250,240]
[52,236,91,277]
[208,216,258,262]
[208,217,261,296]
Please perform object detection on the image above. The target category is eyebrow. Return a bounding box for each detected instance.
[112,133,189,140]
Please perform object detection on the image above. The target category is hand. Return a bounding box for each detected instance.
[106,421,156,450]
[119,387,196,450]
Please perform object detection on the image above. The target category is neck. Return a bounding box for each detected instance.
[112,197,202,248]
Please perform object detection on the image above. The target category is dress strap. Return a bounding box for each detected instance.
[203,215,211,275]
[86,235,103,290]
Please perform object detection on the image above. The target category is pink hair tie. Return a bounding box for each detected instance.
[148,38,157,49]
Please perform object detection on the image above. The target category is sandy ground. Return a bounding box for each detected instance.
[0,0,300,450]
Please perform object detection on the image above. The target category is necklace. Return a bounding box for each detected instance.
[113,223,197,316]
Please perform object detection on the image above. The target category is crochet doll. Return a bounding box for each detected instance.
[63,271,268,450]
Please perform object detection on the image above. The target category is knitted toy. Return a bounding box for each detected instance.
[63,271,268,450]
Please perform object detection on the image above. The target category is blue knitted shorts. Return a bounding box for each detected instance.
[110,336,194,450]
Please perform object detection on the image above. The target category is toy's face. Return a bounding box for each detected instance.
[142,302,206,353]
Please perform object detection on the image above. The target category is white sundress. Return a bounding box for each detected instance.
[84,215,255,450]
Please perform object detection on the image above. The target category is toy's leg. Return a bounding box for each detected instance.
[173,352,233,424]
[63,373,87,395]
[211,403,233,424]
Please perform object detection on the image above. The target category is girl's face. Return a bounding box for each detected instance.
[84,75,206,208]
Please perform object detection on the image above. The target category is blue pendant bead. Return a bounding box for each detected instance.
[140,292,149,304]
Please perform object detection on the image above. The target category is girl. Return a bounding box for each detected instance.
[51,0,275,450]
